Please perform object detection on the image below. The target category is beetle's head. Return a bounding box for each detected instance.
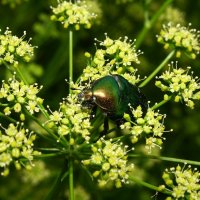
[78,88,95,108]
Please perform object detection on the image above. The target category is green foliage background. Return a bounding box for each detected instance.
[0,0,200,199]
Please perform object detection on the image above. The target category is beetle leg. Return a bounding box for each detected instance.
[99,117,109,137]
[103,117,109,134]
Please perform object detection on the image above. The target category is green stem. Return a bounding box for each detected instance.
[151,95,172,110]
[69,158,74,200]
[35,152,67,159]
[69,30,73,94]
[0,111,17,123]
[23,107,69,147]
[139,50,175,88]
[129,154,200,166]
[129,176,172,195]
[143,0,151,26]
[15,66,29,85]
[44,161,67,200]
[23,108,57,140]
[135,0,173,48]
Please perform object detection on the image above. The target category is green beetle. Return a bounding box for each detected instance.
[78,74,147,133]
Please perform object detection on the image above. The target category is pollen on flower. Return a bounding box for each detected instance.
[156,62,200,109]
[0,28,34,66]
[0,75,43,118]
[161,165,200,199]
[81,34,142,83]
[46,94,92,143]
[82,138,134,188]
[121,105,170,152]
[157,23,200,59]
[0,123,40,176]
[51,0,98,30]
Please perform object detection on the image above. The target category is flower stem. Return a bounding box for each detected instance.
[139,50,175,88]
[12,64,49,119]
[69,30,73,94]
[69,157,74,200]
[151,95,172,110]
[44,161,67,200]
[129,176,172,195]
[129,154,200,166]
[35,152,67,159]
[135,0,173,48]
[0,111,17,123]
[23,107,59,141]
[15,65,29,85]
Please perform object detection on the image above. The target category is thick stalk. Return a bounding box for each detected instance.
[69,30,73,94]
[139,50,175,88]
[135,0,173,48]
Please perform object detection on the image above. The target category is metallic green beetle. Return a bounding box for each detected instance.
[78,74,147,133]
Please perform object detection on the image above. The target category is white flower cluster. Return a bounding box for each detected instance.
[155,64,200,109]
[0,76,43,119]
[81,34,141,83]
[121,106,170,152]
[161,165,200,200]
[47,94,92,143]
[51,0,97,30]
[82,138,134,188]
[157,23,200,59]
[0,28,34,66]
[0,123,40,176]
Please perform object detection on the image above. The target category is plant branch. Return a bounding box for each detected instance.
[129,154,200,166]
[0,111,17,123]
[139,50,175,87]
[69,157,74,200]
[151,95,172,110]
[69,30,73,94]
[44,161,68,200]
[135,0,173,48]
[129,176,172,195]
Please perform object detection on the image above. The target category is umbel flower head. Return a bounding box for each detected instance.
[0,122,41,176]
[81,34,142,83]
[82,138,134,188]
[0,75,43,119]
[51,0,97,30]
[161,165,200,200]
[158,6,185,26]
[155,62,200,109]
[120,106,171,152]
[157,23,200,59]
[0,28,34,66]
[46,94,92,143]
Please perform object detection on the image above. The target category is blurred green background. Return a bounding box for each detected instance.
[0,0,200,199]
